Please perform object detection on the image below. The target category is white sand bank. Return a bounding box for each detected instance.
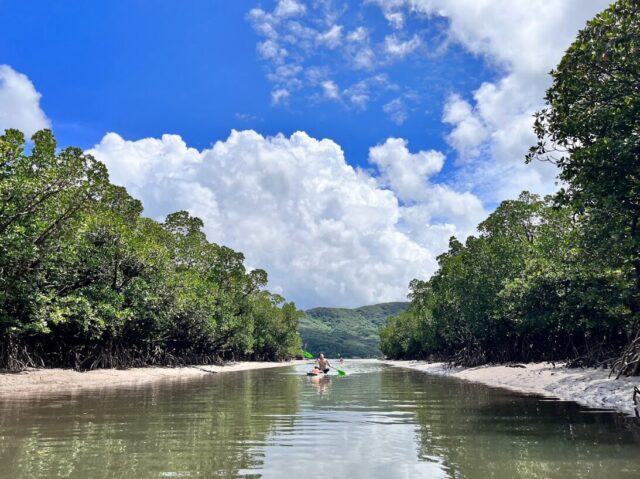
[0,361,304,397]
[384,360,640,416]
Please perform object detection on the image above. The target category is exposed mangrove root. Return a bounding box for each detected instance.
[611,331,640,378]
[450,344,487,368]
[0,336,265,372]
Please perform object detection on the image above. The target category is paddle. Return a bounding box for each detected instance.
[302,350,314,359]
[331,366,347,376]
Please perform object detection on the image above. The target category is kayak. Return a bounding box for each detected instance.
[306,371,325,376]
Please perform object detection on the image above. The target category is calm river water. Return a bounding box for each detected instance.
[1,361,639,478]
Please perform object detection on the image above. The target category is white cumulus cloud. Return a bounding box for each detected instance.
[442,93,489,161]
[89,130,483,308]
[384,34,421,58]
[347,26,368,43]
[274,0,306,18]
[0,65,50,137]
[257,39,288,63]
[385,11,405,30]
[382,97,407,125]
[271,88,291,105]
[321,80,340,100]
[369,138,444,202]
[318,25,343,49]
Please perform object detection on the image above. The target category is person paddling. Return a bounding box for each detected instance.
[316,353,331,374]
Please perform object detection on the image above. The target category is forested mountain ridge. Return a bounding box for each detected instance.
[0,129,302,370]
[300,302,408,358]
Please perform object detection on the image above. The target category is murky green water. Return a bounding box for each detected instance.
[1,361,639,478]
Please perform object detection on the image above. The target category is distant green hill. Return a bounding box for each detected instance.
[299,302,409,358]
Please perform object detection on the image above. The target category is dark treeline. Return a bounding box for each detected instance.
[0,129,302,370]
[380,0,640,376]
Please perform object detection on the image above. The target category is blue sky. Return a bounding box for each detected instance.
[0,0,492,172]
[0,0,611,307]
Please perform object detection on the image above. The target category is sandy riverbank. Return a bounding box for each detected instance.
[384,360,640,416]
[0,361,304,397]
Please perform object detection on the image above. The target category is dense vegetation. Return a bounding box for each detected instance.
[0,129,302,370]
[300,302,408,358]
[380,192,632,365]
[380,0,640,376]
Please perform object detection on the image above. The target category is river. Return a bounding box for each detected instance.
[1,361,638,478]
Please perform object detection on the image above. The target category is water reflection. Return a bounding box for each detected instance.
[0,361,638,478]
[381,367,640,479]
[307,375,332,397]
[0,369,300,478]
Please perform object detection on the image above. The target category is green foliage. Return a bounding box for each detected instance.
[528,0,640,374]
[300,302,408,358]
[528,0,640,313]
[0,129,302,370]
[380,193,633,365]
